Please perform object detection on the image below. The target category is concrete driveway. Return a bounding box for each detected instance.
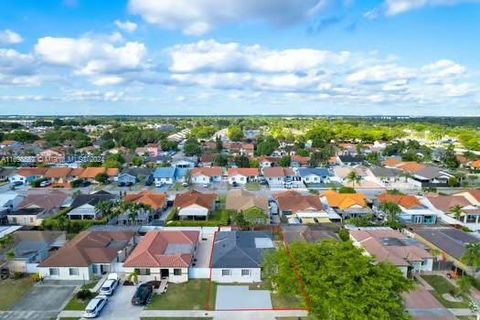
[0,281,79,320]
[216,285,272,310]
[98,284,141,320]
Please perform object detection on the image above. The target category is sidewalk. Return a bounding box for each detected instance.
[140,309,309,320]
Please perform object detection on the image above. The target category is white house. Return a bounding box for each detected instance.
[191,167,223,184]
[227,168,259,185]
[174,192,216,220]
[210,231,274,283]
[123,231,199,283]
[38,230,135,280]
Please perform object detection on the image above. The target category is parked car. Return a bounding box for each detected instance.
[11,181,23,187]
[83,295,108,318]
[40,180,51,187]
[131,283,153,306]
[202,183,209,188]
[99,273,119,296]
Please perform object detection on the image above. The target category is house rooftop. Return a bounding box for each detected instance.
[173,191,216,210]
[225,189,268,212]
[275,190,323,214]
[282,225,340,244]
[124,192,166,211]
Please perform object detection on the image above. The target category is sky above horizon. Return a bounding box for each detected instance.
[0,0,479,116]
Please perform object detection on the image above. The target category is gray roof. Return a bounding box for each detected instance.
[298,167,331,178]
[124,168,153,177]
[211,231,274,268]
[414,227,480,260]
[70,192,116,209]
[282,225,340,244]
[370,166,401,178]
[414,166,443,180]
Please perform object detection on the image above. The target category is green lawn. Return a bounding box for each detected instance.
[245,182,261,191]
[64,279,100,310]
[421,275,470,308]
[146,280,215,310]
[141,318,213,320]
[248,282,305,309]
[0,276,35,310]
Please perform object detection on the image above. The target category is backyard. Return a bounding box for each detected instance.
[146,280,216,310]
[0,276,34,310]
[421,275,470,308]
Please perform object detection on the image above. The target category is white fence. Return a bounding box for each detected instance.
[25,263,39,273]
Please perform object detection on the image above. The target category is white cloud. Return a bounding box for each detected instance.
[442,83,475,97]
[368,0,480,17]
[114,20,138,33]
[0,29,23,45]
[129,0,335,35]
[92,76,126,86]
[34,36,147,81]
[169,40,349,73]
[346,64,415,84]
[421,59,466,84]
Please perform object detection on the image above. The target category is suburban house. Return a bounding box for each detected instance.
[116,172,137,186]
[226,143,254,157]
[0,168,16,182]
[7,191,70,226]
[262,167,296,187]
[367,166,408,189]
[79,167,119,182]
[153,167,176,186]
[298,167,331,185]
[393,162,454,187]
[275,190,334,223]
[377,193,437,225]
[44,167,75,185]
[291,155,310,167]
[257,156,279,169]
[336,155,364,166]
[171,156,197,168]
[123,231,199,283]
[38,147,66,164]
[0,192,25,222]
[225,189,268,213]
[227,168,259,185]
[210,231,274,283]
[453,190,480,206]
[322,190,372,220]
[408,226,480,275]
[67,190,117,220]
[191,167,223,184]
[10,167,48,185]
[423,195,480,230]
[123,191,167,222]
[3,231,66,273]
[173,191,216,220]
[282,225,340,244]
[350,227,433,277]
[38,230,136,280]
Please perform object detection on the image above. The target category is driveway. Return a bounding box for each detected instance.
[0,281,78,320]
[97,284,141,320]
[216,285,272,310]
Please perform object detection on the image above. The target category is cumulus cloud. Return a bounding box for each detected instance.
[346,64,415,84]
[0,29,23,45]
[366,0,480,17]
[129,0,336,35]
[168,40,350,73]
[115,20,138,33]
[420,59,466,84]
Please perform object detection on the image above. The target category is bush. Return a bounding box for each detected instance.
[31,273,42,282]
[76,289,95,300]
[31,178,47,188]
[338,228,350,242]
[70,179,83,188]
[338,187,356,194]
[11,272,24,279]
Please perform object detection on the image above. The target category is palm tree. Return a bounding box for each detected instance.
[450,205,464,222]
[346,170,361,188]
[0,234,14,250]
[379,202,402,225]
[462,243,480,270]
[95,201,113,219]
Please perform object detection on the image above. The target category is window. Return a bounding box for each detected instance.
[69,268,79,276]
[221,269,231,276]
[135,268,151,275]
[241,269,250,276]
[92,264,98,274]
[174,269,182,276]
[49,268,59,276]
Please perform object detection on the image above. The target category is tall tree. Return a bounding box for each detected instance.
[462,243,480,270]
[449,204,464,221]
[346,170,362,188]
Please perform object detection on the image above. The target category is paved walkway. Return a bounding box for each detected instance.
[448,308,476,316]
[140,309,309,320]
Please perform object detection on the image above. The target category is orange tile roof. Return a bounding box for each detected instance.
[124,231,199,268]
[106,168,119,177]
[397,162,426,173]
[378,193,422,209]
[383,158,402,167]
[228,168,259,177]
[44,167,73,179]
[263,167,295,178]
[174,191,216,210]
[192,167,223,177]
[79,167,118,179]
[124,192,167,211]
[292,155,310,165]
[471,160,480,169]
[70,168,85,176]
[275,190,323,213]
[18,167,48,177]
[323,190,367,210]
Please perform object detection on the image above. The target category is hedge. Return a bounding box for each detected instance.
[166,209,231,227]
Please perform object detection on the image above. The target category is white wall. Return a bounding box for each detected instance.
[228,175,247,185]
[38,266,91,281]
[211,268,261,283]
[123,267,189,283]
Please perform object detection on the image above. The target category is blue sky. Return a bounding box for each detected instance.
[0,0,479,116]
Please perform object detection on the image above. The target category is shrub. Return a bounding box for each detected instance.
[31,273,42,282]
[338,187,356,194]
[338,228,350,242]
[11,272,24,279]
[76,289,95,300]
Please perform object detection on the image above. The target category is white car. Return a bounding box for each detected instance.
[99,273,119,296]
[39,180,51,187]
[83,295,108,318]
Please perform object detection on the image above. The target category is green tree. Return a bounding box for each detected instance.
[450,204,464,221]
[234,155,250,168]
[441,145,460,169]
[215,136,223,152]
[95,172,109,185]
[243,208,267,225]
[462,243,480,270]
[279,156,291,167]
[213,154,228,166]
[380,202,402,225]
[183,138,202,156]
[255,136,279,156]
[131,156,144,167]
[346,170,362,188]
[263,241,414,320]
[228,126,244,141]
[104,154,125,168]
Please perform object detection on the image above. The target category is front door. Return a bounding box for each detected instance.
[161,269,169,279]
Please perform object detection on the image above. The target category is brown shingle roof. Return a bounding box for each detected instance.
[427,195,471,213]
[275,190,323,214]
[18,191,69,211]
[124,192,167,211]
[39,230,135,267]
[263,167,295,178]
[44,168,73,179]
[174,191,216,210]
[18,167,48,177]
[225,189,268,212]
[124,231,199,268]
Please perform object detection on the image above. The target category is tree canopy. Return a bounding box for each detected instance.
[263,241,414,320]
